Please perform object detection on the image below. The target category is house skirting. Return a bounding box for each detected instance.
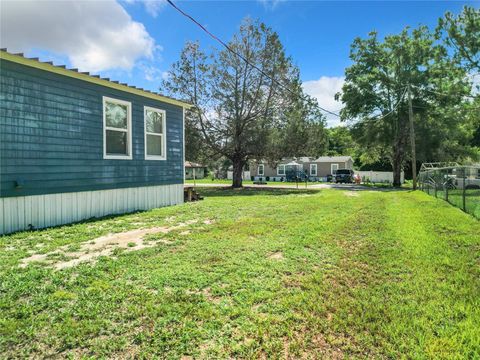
[253,176,323,182]
[254,176,285,182]
[0,184,184,235]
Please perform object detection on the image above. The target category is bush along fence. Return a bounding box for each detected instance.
[418,163,480,219]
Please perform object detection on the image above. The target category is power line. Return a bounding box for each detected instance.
[166,0,341,118]
[413,104,480,110]
[369,87,408,121]
[410,84,478,100]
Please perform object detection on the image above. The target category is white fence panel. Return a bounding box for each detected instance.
[357,171,405,183]
[226,171,251,180]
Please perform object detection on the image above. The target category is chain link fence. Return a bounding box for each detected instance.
[418,163,480,219]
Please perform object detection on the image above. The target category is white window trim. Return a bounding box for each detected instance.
[331,163,339,174]
[310,163,317,176]
[144,106,167,160]
[258,164,264,176]
[277,164,286,176]
[103,96,132,160]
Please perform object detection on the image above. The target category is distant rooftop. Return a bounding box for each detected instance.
[313,156,353,162]
[282,156,352,163]
[0,48,192,108]
[257,156,353,164]
[296,156,315,163]
[185,161,206,168]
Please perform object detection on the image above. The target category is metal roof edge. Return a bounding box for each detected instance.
[0,50,193,109]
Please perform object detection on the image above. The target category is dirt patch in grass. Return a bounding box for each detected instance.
[20,219,214,269]
[310,333,346,359]
[201,287,223,304]
[268,252,284,260]
[283,331,346,360]
[343,191,359,197]
[186,287,223,304]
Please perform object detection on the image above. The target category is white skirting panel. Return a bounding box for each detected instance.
[0,184,184,235]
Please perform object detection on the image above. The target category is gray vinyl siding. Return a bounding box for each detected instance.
[0,59,184,198]
[251,159,354,178]
[315,160,353,176]
[253,163,278,177]
[185,167,206,180]
[315,162,346,177]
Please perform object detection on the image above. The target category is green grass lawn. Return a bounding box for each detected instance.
[1,188,479,358]
[360,182,413,189]
[448,189,480,219]
[425,188,480,219]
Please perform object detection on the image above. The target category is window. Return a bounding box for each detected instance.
[258,164,264,176]
[310,163,317,176]
[144,106,166,160]
[103,97,132,159]
[331,163,339,174]
[277,164,286,176]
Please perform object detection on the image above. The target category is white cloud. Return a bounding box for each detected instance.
[257,0,284,11]
[124,0,166,17]
[302,76,345,127]
[0,0,155,72]
[144,0,166,17]
[140,64,169,82]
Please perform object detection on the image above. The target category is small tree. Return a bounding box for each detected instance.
[162,19,296,188]
[265,77,328,161]
[326,126,357,156]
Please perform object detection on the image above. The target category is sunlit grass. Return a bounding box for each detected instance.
[1,188,479,358]
[425,188,480,219]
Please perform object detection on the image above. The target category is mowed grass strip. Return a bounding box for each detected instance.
[0,188,479,358]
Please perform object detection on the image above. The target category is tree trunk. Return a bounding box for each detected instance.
[232,158,244,188]
[392,144,404,187]
[391,117,410,187]
[392,158,402,187]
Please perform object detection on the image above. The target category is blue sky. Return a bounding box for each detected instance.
[124,0,473,79]
[1,0,477,125]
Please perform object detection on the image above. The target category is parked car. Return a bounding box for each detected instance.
[455,177,480,190]
[335,169,355,183]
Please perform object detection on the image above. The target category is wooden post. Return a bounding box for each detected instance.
[462,167,467,212]
[408,85,417,190]
[445,175,448,202]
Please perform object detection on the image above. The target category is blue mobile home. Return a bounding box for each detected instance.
[0,50,190,234]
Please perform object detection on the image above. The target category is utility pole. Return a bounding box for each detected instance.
[407,84,417,190]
